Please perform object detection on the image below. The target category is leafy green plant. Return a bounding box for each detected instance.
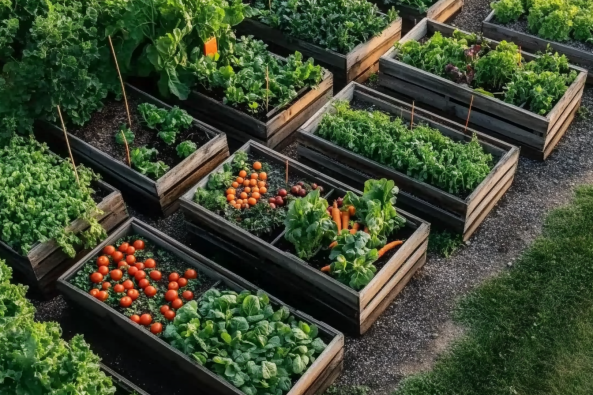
[386,0,435,13]
[253,0,398,54]
[474,41,520,90]
[130,146,170,179]
[284,189,338,260]
[316,101,493,196]
[0,137,105,257]
[329,231,379,290]
[177,140,198,158]
[115,125,135,145]
[163,288,327,395]
[343,179,406,248]
[138,103,168,129]
[491,0,525,23]
[138,103,193,145]
[428,230,463,258]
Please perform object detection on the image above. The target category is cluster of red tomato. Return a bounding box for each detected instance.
[88,240,198,334]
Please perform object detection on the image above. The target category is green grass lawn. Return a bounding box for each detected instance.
[395,185,593,395]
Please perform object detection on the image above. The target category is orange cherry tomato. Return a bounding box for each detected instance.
[145,258,156,269]
[118,243,129,252]
[112,251,124,263]
[165,290,178,302]
[150,322,163,334]
[126,246,136,255]
[236,177,244,184]
[126,255,136,265]
[123,280,134,290]
[128,266,138,277]
[257,181,266,188]
[184,269,198,279]
[253,162,262,170]
[236,199,243,205]
[240,192,248,199]
[98,266,109,275]
[169,272,180,282]
[234,204,242,209]
[252,192,261,200]
[227,194,235,202]
[144,286,157,298]
[171,298,183,309]
[249,179,257,187]
[259,172,267,180]
[89,289,100,297]
[244,187,251,193]
[97,291,109,302]
[232,182,239,188]
[138,278,150,289]
[243,179,250,187]
[127,289,140,301]
[114,284,125,293]
[160,305,170,314]
[250,173,258,179]
[140,314,152,326]
[177,277,188,287]
[248,197,257,206]
[133,240,145,250]
[110,269,123,281]
[226,188,235,195]
[130,315,141,323]
[164,310,176,321]
[97,256,110,267]
[90,272,103,283]
[260,187,267,194]
[239,170,247,178]
[252,187,260,194]
[102,282,111,290]
[120,296,133,308]
[103,245,116,255]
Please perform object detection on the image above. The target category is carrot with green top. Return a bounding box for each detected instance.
[332,201,341,232]
[378,240,403,257]
[341,211,350,231]
[321,265,331,273]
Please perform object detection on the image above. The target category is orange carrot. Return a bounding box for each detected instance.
[348,205,356,216]
[321,265,331,273]
[332,201,342,232]
[350,223,360,235]
[377,240,403,257]
[363,226,369,234]
[329,241,338,249]
[341,211,350,231]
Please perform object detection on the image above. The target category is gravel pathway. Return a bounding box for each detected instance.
[29,2,593,394]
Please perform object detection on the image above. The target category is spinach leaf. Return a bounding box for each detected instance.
[329,231,379,290]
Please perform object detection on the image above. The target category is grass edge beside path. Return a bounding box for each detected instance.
[394,185,593,395]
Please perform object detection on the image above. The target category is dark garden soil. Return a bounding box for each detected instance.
[69,94,209,177]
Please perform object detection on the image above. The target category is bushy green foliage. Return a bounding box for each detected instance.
[0,259,116,394]
[253,0,398,54]
[0,137,105,257]
[163,288,327,395]
[138,103,193,145]
[474,41,521,90]
[491,0,524,23]
[329,231,378,290]
[316,100,493,196]
[386,0,436,13]
[130,146,170,179]
[177,140,198,158]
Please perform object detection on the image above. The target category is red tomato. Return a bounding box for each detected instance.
[144,286,157,298]
[150,322,163,334]
[112,251,124,263]
[160,305,170,314]
[122,280,134,290]
[117,261,128,269]
[126,246,136,255]
[114,284,125,293]
[149,270,162,281]
[126,255,136,265]
[110,269,123,281]
[171,298,183,309]
[140,314,152,326]
[90,272,103,283]
[130,315,141,323]
[97,256,110,267]
[177,278,188,287]
[102,282,111,290]
[164,310,176,321]
[138,278,150,289]
[128,266,138,277]
[133,240,145,250]
[184,269,197,279]
[89,288,100,297]
[120,296,133,308]
[127,289,140,301]
[169,272,180,282]
[118,243,129,252]
[97,291,109,301]
[135,262,145,270]
[145,258,156,269]
[182,290,194,301]
[168,281,179,290]
[103,245,116,255]
[98,266,109,276]
[165,290,178,302]
[135,270,146,281]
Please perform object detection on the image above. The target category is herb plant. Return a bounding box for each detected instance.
[164,288,327,395]
[131,146,170,179]
[252,0,398,54]
[0,137,105,257]
[397,31,577,115]
[316,101,493,196]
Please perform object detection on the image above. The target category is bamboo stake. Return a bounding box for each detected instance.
[56,105,80,186]
[465,95,474,133]
[285,159,288,185]
[410,101,415,129]
[266,65,269,112]
[120,129,132,167]
[108,35,132,128]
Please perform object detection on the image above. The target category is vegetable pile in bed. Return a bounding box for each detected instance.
[0,259,116,394]
[0,136,105,256]
[397,30,578,115]
[252,0,398,54]
[316,100,493,196]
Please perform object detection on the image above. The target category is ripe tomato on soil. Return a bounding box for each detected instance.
[144,286,157,298]
[144,258,156,268]
[160,305,170,314]
[110,269,123,281]
[102,282,111,290]
[150,323,163,334]
[97,291,109,302]
[171,298,183,309]
[165,290,178,302]
[114,284,125,293]
[130,315,141,323]
[168,281,179,290]
[90,272,103,283]
[177,278,188,287]
[103,245,115,255]
[123,280,134,289]
[127,289,140,301]
[184,269,197,279]
[127,266,138,276]
[140,314,152,326]
[126,255,136,265]
[120,296,132,308]
[169,272,180,282]
[126,246,136,255]
[118,243,129,252]
[133,240,145,250]
[97,256,109,267]
[164,310,175,320]
[182,290,194,300]
[98,266,109,275]
[89,289,100,297]
[134,270,146,281]
[149,270,162,281]
[138,278,150,289]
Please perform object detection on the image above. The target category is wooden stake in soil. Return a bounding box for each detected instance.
[465,95,474,134]
[265,65,269,112]
[56,105,80,186]
[285,159,288,185]
[120,129,132,167]
[410,101,415,129]
[108,35,132,128]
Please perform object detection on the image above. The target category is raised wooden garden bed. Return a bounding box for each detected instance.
[152,70,333,150]
[374,0,463,32]
[482,10,593,85]
[101,364,151,395]
[296,82,519,241]
[180,141,430,335]
[35,84,229,217]
[0,180,127,295]
[236,16,402,89]
[378,18,588,160]
[58,218,344,395]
